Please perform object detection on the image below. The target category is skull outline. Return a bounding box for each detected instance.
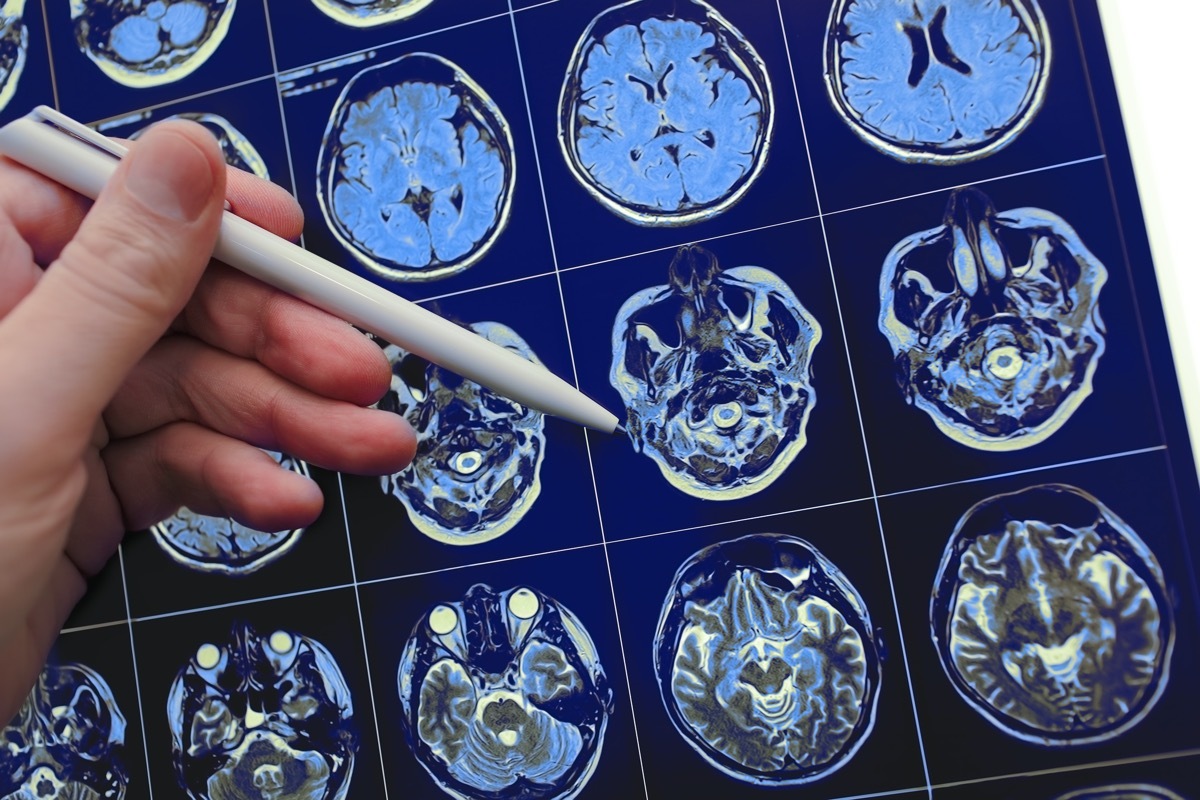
[379,322,547,545]
[0,0,28,114]
[611,244,821,499]
[879,186,1107,450]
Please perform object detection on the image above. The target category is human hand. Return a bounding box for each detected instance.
[0,121,416,721]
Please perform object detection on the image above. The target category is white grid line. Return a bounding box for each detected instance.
[506,6,650,794]
[36,0,59,110]
[261,1,305,249]
[773,1,934,796]
[117,546,155,799]
[336,473,391,800]
[930,747,1200,790]
[85,75,278,130]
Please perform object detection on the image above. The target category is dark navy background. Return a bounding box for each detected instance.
[9,1,1196,798]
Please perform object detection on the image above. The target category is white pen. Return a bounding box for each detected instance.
[0,106,622,434]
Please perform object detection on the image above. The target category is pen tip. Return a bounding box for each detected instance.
[612,423,627,436]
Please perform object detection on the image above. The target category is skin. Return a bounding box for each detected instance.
[0,121,417,721]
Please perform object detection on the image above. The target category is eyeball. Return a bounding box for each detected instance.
[429,604,458,635]
[508,587,539,620]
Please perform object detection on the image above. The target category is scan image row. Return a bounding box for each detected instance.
[14,470,1194,797]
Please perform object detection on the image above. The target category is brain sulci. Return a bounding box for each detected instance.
[167,623,357,799]
[879,186,1107,451]
[825,0,1050,163]
[377,322,547,545]
[398,584,614,800]
[655,534,881,785]
[0,662,129,799]
[560,0,773,226]
[317,52,515,282]
[151,451,309,575]
[71,0,237,87]
[611,244,821,499]
[931,484,1174,745]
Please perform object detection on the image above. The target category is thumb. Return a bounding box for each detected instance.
[0,121,226,442]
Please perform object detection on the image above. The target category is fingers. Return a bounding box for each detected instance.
[0,142,303,266]
[105,335,416,474]
[0,217,40,319]
[0,121,227,446]
[173,264,392,407]
[102,422,325,533]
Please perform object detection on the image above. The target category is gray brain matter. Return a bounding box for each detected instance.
[0,1,28,114]
[560,0,773,226]
[378,322,546,545]
[611,245,820,499]
[655,534,881,785]
[318,53,515,282]
[931,485,1174,746]
[398,584,614,800]
[71,0,236,87]
[1,663,128,799]
[168,623,356,799]
[1054,786,1189,800]
[879,187,1106,450]
[826,0,1050,163]
[151,451,309,575]
[311,0,435,28]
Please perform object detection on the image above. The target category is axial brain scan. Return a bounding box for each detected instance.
[0,1,27,114]
[655,534,881,785]
[398,584,614,800]
[1054,787,1189,800]
[70,0,237,88]
[311,0,434,28]
[825,0,1050,164]
[168,623,356,799]
[377,323,546,545]
[559,0,773,226]
[611,244,820,499]
[931,484,1174,745]
[151,451,309,575]
[879,186,1107,450]
[0,663,128,799]
[132,112,270,179]
[317,52,515,282]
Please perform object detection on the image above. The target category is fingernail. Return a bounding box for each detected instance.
[124,129,215,222]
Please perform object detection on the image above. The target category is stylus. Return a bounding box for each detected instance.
[0,106,621,434]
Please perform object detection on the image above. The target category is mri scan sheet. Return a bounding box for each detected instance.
[7,1,1200,798]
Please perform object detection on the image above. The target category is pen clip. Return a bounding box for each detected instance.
[26,105,233,212]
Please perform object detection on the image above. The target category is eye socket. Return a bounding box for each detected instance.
[429,605,458,635]
[508,587,540,620]
[196,644,221,670]
[268,631,295,655]
[985,345,1024,381]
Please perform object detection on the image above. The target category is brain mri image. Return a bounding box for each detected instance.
[879,186,1107,450]
[931,484,1174,746]
[70,0,237,88]
[377,324,546,545]
[131,112,269,179]
[654,534,881,785]
[311,0,434,28]
[1054,787,1188,800]
[0,1,27,114]
[151,451,309,575]
[611,244,820,499]
[317,52,515,282]
[559,0,774,226]
[825,0,1050,164]
[168,623,356,799]
[398,584,614,800]
[0,662,129,799]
